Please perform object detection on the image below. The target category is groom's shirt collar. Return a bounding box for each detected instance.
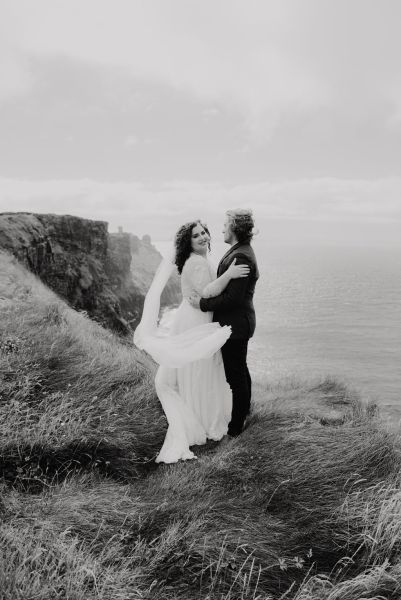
[221,241,245,262]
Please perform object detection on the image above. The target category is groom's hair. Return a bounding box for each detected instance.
[174,220,211,274]
[226,209,255,243]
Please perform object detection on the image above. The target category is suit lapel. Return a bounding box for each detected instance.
[217,242,242,275]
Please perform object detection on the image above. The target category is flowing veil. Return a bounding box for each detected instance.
[133,244,231,368]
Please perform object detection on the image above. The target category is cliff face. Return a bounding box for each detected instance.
[0,213,181,334]
[128,234,180,307]
[105,231,181,329]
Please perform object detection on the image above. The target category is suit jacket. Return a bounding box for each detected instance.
[200,242,259,339]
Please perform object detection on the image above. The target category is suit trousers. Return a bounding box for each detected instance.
[221,338,251,436]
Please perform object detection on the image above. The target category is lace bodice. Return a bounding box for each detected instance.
[181,254,216,299]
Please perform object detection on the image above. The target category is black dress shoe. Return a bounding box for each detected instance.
[227,428,242,437]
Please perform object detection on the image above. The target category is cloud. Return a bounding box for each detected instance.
[0,0,400,197]
[0,43,33,101]
[3,0,400,137]
[124,135,139,147]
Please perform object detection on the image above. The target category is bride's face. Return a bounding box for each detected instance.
[191,223,210,255]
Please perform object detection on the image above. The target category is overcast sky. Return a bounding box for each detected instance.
[1,0,400,245]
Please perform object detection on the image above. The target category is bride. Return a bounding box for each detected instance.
[134,219,249,463]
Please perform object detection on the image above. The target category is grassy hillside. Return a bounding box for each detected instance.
[0,250,165,484]
[1,250,401,599]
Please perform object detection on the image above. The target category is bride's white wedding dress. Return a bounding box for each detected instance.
[134,251,232,464]
[155,254,232,463]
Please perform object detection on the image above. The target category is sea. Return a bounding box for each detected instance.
[155,240,401,423]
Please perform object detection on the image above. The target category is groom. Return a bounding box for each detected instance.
[189,209,259,437]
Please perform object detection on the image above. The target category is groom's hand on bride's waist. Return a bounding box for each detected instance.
[188,293,201,308]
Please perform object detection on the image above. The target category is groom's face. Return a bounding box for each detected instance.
[223,217,234,244]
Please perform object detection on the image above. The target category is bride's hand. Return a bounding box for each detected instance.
[227,258,250,279]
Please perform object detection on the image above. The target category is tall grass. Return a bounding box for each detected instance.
[0,251,165,486]
[2,249,401,599]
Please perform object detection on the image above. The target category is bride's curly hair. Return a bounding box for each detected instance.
[174,220,211,274]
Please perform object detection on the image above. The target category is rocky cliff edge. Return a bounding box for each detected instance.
[0,212,181,334]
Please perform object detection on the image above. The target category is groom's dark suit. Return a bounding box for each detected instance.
[199,242,259,436]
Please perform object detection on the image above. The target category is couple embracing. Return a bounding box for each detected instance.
[134,209,259,463]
